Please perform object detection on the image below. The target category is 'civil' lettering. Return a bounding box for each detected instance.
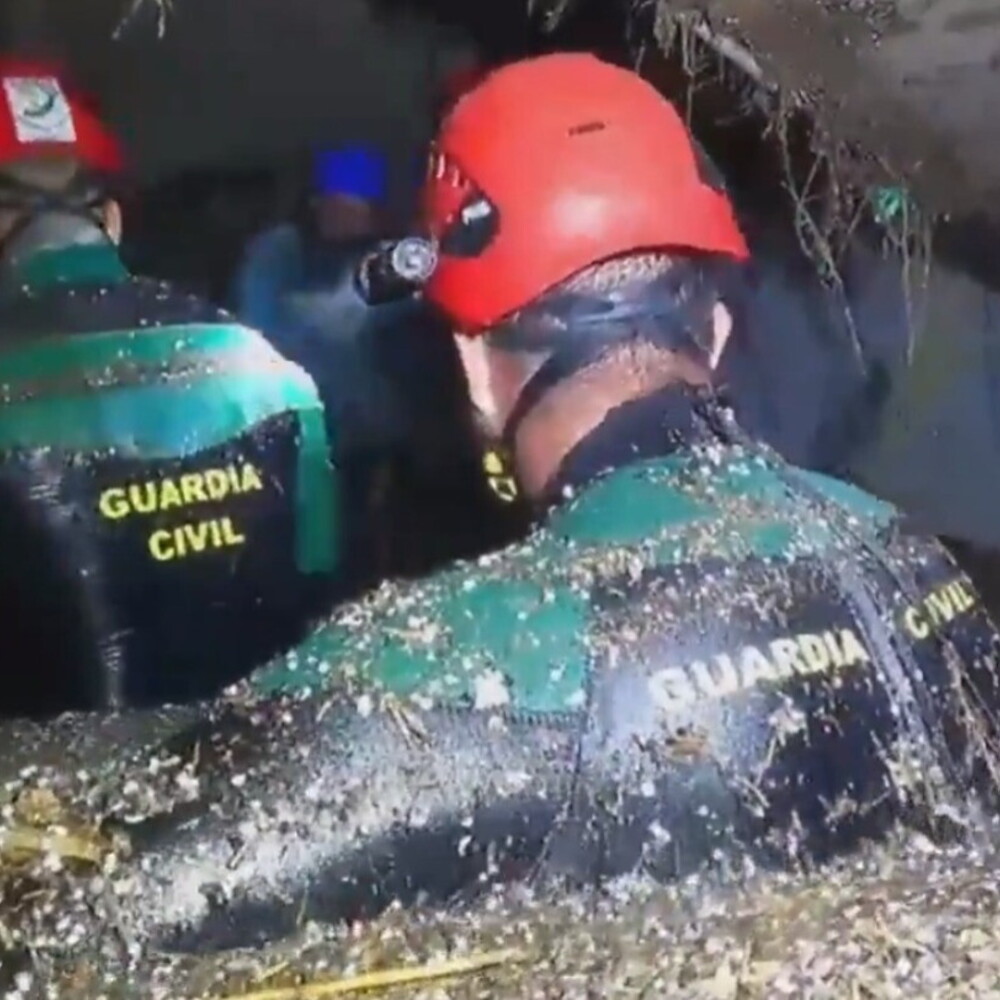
[148,516,246,561]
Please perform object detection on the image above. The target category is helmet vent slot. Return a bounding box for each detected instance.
[568,121,606,136]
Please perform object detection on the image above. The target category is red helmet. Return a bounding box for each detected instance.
[0,58,124,175]
[422,53,749,334]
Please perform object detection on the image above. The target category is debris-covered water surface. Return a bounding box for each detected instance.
[6,821,1000,998]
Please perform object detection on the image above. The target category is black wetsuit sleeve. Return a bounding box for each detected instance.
[104,696,584,953]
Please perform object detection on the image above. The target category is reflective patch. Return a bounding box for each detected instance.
[96,462,265,562]
[648,627,871,711]
[482,449,519,503]
[97,463,265,520]
[902,577,979,640]
[3,76,76,144]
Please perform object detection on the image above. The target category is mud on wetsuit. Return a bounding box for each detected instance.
[0,240,338,716]
[99,386,1000,954]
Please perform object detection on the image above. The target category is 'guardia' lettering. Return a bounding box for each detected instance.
[648,627,871,712]
[98,462,264,520]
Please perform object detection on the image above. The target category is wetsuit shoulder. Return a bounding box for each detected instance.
[252,529,594,715]
[0,270,239,340]
[546,447,897,563]
[252,448,893,705]
[121,445,1000,950]
[252,445,995,722]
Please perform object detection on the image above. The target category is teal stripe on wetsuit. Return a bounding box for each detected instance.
[0,247,337,574]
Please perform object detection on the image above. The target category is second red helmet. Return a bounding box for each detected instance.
[0,58,124,176]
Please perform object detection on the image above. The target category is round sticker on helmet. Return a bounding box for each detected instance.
[3,77,76,144]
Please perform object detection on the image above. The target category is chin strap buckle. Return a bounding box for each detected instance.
[483,448,519,503]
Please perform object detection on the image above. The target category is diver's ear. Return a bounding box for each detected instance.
[708,301,733,369]
[99,199,123,245]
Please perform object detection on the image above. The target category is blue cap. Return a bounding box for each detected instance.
[312,145,388,204]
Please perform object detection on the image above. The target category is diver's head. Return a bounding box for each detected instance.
[420,53,750,501]
[454,251,745,500]
[0,59,124,266]
[310,144,387,242]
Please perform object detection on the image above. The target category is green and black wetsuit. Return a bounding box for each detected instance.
[0,242,337,714]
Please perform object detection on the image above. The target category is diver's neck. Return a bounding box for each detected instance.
[513,352,712,502]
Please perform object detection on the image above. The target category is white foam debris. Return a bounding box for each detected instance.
[473,670,511,710]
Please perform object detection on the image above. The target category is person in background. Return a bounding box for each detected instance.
[234,143,388,337]
[233,144,518,588]
[309,145,385,241]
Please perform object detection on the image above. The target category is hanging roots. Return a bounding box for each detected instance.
[649,5,935,362]
[113,0,173,40]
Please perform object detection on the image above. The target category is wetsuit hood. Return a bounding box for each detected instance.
[0,211,126,293]
[545,383,726,506]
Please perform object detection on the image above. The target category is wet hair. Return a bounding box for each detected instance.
[484,249,748,368]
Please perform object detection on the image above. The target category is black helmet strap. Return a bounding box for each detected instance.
[497,268,719,450]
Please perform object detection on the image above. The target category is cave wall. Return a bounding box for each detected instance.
[687,0,1000,220]
[2,0,477,188]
